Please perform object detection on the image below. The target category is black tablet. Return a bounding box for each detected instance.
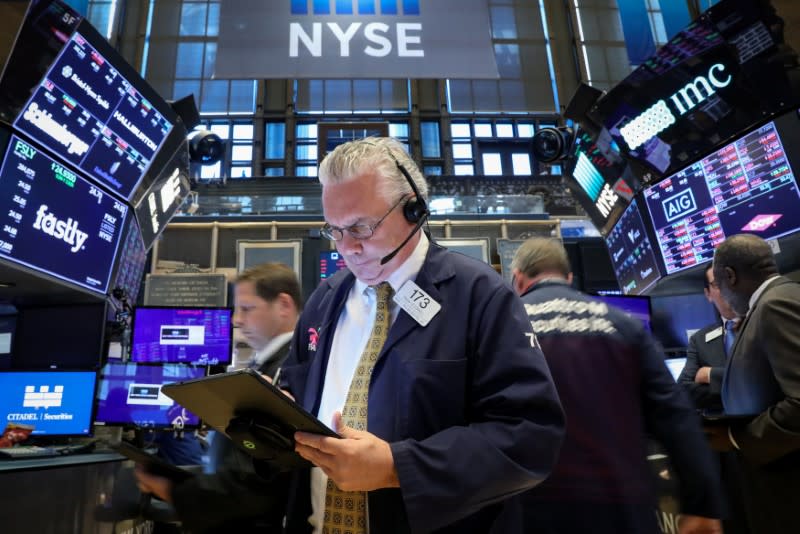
[112,441,195,483]
[161,368,339,468]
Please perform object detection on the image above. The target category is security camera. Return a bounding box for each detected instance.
[189,130,225,165]
[531,127,574,163]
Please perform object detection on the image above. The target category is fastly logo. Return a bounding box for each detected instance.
[32,205,88,253]
[289,0,424,58]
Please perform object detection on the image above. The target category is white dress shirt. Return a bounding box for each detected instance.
[308,233,430,533]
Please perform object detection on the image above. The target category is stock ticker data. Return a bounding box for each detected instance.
[644,120,800,274]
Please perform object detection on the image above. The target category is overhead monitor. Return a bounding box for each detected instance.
[436,238,491,264]
[643,119,800,275]
[587,0,800,178]
[236,240,302,284]
[0,370,97,436]
[94,362,204,429]
[604,199,662,295]
[319,250,347,282]
[0,134,129,294]
[131,306,233,366]
[593,294,652,332]
[0,2,180,203]
[564,130,633,236]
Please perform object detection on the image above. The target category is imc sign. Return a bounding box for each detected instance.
[215,0,498,78]
[619,63,733,150]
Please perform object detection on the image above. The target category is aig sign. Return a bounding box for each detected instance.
[215,0,498,79]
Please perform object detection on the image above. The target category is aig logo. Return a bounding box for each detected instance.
[289,0,424,58]
[662,188,697,222]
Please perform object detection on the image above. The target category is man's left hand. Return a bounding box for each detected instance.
[294,412,399,491]
[703,425,735,452]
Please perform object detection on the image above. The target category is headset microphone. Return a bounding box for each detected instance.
[379,212,429,265]
[379,152,430,266]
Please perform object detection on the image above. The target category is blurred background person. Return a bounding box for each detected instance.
[135,262,302,533]
[494,237,722,534]
[710,233,800,534]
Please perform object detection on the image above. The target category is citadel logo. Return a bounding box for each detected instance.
[32,205,88,252]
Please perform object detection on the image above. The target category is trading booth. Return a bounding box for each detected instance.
[0,1,194,531]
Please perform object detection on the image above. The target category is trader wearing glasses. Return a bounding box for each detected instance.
[276,137,564,534]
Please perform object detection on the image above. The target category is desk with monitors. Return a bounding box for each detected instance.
[643,119,800,275]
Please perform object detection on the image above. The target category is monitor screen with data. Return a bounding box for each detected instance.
[94,362,204,428]
[643,119,800,274]
[131,306,233,365]
[593,294,652,332]
[0,134,128,293]
[604,199,662,295]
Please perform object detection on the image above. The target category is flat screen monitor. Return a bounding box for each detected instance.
[436,238,491,264]
[130,306,233,365]
[604,199,662,295]
[319,250,347,282]
[650,293,718,349]
[94,362,204,428]
[587,0,800,178]
[0,370,97,436]
[0,134,129,294]
[236,240,302,284]
[643,119,800,275]
[12,303,106,369]
[1,5,176,201]
[593,294,652,332]
[497,238,525,285]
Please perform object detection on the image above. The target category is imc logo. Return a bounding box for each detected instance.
[33,205,88,253]
[290,0,424,58]
[662,188,697,222]
[23,385,64,409]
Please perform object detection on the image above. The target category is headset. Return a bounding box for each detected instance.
[380,152,431,265]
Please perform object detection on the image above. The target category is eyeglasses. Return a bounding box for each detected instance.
[321,196,405,242]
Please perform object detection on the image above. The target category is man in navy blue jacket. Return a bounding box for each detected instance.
[496,237,722,534]
[278,137,565,533]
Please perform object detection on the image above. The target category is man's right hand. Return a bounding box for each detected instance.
[678,515,722,534]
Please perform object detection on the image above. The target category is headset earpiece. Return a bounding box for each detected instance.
[403,197,426,223]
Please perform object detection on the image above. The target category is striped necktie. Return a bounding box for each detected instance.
[323,282,393,534]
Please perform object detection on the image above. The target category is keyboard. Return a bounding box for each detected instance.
[0,441,96,459]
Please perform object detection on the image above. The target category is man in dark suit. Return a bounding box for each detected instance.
[679,263,750,534]
[135,262,302,533]
[709,233,800,534]
[679,263,740,412]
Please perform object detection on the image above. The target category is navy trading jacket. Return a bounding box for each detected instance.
[277,244,565,534]
[498,280,722,532]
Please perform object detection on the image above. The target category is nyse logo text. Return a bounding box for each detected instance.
[290,22,424,57]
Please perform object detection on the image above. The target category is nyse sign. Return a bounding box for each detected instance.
[620,63,733,150]
[215,0,498,79]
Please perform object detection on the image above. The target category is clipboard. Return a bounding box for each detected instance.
[161,368,339,468]
[112,441,195,483]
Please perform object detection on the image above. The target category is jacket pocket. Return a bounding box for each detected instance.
[397,358,468,438]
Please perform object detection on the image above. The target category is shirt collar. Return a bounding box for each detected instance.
[353,232,429,296]
[748,274,780,312]
[252,330,294,366]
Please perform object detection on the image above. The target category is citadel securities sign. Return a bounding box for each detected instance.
[214,0,499,79]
